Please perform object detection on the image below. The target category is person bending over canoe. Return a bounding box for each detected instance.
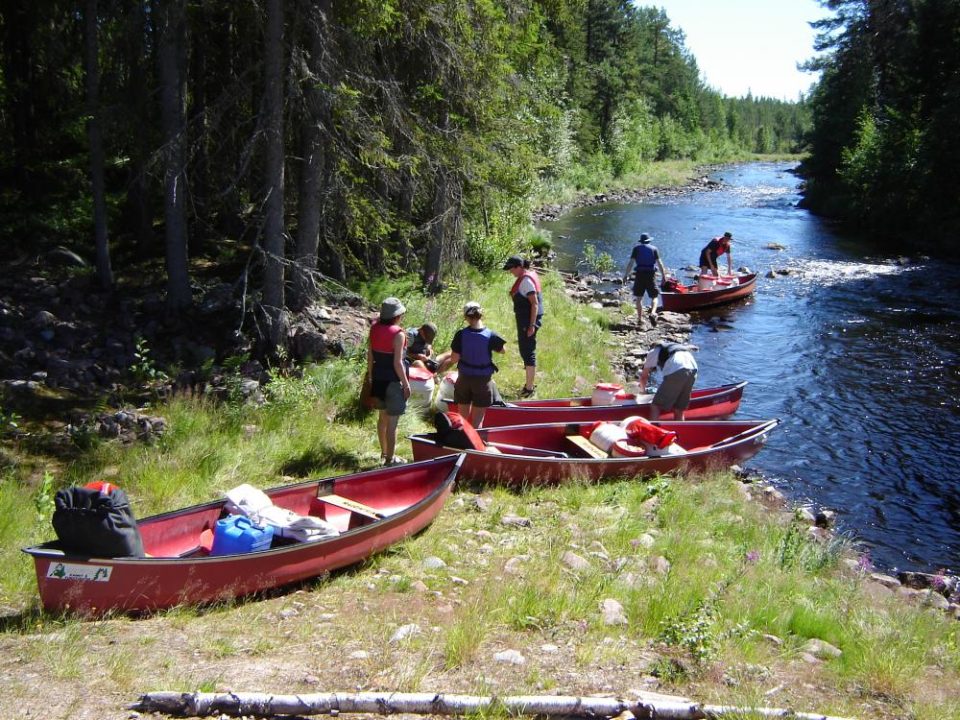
[639,341,698,421]
[448,302,507,427]
[699,231,734,276]
[622,232,668,329]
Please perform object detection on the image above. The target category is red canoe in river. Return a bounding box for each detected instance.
[410,419,779,486]
[660,273,757,312]
[480,381,747,427]
[23,455,463,615]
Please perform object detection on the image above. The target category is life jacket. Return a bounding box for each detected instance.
[711,237,730,256]
[661,277,686,293]
[511,270,544,321]
[623,417,677,449]
[457,327,498,376]
[631,242,657,270]
[657,342,697,370]
[434,411,486,451]
[369,322,405,381]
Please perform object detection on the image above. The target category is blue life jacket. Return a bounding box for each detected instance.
[632,242,657,270]
[458,327,497,376]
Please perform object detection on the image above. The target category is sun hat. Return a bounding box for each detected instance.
[463,301,483,317]
[502,255,524,270]
[379,297,406,322]
[640,233,651,242]
[723,231,733,240]
[420,322,438,341]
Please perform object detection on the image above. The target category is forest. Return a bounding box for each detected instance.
[0,1,808,346]
[802,0,960,254]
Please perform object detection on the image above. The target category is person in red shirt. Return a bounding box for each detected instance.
[699,231,734,276]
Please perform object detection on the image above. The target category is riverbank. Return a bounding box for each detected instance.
[3,268,960,720]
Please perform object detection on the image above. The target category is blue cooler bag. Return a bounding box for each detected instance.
[210,515,274,556]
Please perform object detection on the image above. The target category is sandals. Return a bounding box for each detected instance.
[519,386,536,399]
[382,455,407,466]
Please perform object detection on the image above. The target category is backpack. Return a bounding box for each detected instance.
[657,342,697,369]
[661,277,687,293]
[52,482,145,557]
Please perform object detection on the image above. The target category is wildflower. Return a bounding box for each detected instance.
[745,550,760,564]
[856,554,873,573]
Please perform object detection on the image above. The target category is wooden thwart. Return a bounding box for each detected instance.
[317,493,383,520]
[566,434,608,459]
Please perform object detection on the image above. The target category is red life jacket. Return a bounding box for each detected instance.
[510,269,541,296]
[623,417,677,449]
[370,322,404,353]
[434,410,486,451]
[510,270,544,322]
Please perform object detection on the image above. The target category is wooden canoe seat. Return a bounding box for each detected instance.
[566,434,609,459]
[316,493,383,521]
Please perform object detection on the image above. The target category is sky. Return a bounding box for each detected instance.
[650,0,826,100]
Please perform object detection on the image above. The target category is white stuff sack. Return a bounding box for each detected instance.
[225,483,339,542]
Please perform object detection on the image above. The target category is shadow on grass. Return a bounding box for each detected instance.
[279,444,368,477]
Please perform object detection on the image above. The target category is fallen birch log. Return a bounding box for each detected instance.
[131,690,855,720]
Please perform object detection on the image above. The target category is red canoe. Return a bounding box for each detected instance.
[480,381,747,427]
[23,456,463,615]
[410,419,778,486]
[661,273,757,312]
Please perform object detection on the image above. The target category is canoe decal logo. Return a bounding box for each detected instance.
[47,563,112,582]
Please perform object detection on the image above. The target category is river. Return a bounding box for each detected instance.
[539,162,960,574]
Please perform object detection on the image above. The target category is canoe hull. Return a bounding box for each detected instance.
[410,419,778,486]
[661,273,757,312]
[480,382,747,427]
[24,456,462,615]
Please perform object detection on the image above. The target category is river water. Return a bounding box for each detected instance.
[540,162,960,574]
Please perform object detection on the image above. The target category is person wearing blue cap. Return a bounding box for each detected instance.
[623,233,668,329]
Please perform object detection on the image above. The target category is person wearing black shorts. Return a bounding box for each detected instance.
[622,233,668,329]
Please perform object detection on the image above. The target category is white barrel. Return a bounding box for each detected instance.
[697,275,716,291]
[434,372,458,412]
[591,383,622,406]
[588,422,628,452]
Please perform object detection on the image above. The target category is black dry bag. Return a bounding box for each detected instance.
[52,484,145,557]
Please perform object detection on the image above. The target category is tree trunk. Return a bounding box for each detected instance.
[120,1,154,258]
[290,0,331,311]
[83,0,113,290]
[132,690,855,720]
[261,0,286,336]
[157,0,192,312]
[424,165,463,293]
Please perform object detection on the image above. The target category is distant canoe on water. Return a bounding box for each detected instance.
[660,273,757,312]
[23,456,463,615]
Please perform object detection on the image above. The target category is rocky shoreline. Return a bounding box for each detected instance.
[533,172,724,223]
[556,267,960,621]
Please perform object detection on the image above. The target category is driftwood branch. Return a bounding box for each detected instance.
[131,690,855,720]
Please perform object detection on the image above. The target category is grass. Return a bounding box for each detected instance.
[1,270,959,719]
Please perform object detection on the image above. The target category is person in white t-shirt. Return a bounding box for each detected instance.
[639,341,698,420]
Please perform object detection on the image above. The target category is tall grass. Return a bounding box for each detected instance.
[3,273,960,717]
